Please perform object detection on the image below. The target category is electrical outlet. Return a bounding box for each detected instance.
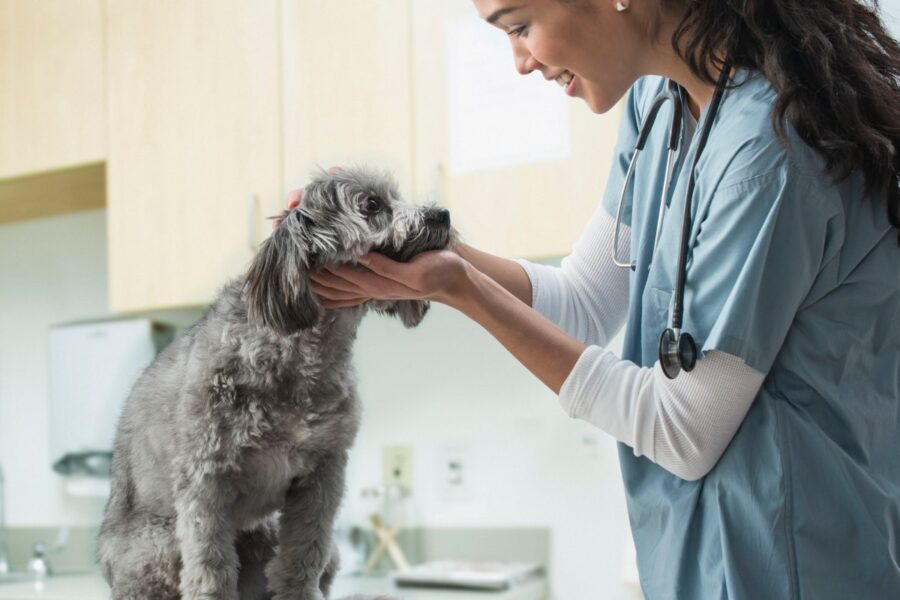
[437,444,472,500]
[382,445,413,490]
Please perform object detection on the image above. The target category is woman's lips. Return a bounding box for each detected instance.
[555,70,576,97]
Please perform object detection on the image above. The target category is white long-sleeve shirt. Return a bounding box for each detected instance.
[516,206,765,481]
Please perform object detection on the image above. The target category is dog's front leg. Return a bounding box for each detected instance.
[175,475,240,600]
[266,453,348,600]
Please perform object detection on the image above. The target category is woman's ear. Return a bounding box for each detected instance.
[243,224,322,335]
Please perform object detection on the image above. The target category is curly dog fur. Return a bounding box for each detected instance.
[98,168,454,600]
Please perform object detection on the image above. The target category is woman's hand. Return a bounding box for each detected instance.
[272,167,343,229]
[271,188,304,229]
[309,249,471,310]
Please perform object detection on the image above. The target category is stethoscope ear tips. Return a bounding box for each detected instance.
[658,329,697,379]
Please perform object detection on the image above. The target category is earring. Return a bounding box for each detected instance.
[616,1,628,11]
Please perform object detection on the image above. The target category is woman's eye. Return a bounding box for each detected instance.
[508,25,528,38]
[364,197,381,213]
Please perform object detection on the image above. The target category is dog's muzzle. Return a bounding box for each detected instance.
[425,208,451,227]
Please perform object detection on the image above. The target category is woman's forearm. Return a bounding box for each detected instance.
[443,260,586,394]
[454,242,533,307]
[316,247,582,392]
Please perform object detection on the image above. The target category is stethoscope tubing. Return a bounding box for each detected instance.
[671,63,731,330]
[611,80,683,269]
[611,61,733,377]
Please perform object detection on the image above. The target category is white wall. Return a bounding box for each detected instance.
[346,305,635,600]
[884,0,900,35]
[0,210,111,525]
[0,210,205,526]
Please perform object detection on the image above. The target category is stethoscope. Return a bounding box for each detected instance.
[611,62,732,379]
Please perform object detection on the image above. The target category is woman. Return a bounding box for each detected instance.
[281,1,900,597]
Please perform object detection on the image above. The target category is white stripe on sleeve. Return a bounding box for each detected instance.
[515,208,631,347]
[559,347,765,480]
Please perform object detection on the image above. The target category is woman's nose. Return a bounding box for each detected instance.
[512,42,541,75]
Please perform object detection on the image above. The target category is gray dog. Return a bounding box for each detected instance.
[98,168,454,600]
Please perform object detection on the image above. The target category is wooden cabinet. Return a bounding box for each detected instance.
[0,0,105,178]
[411,0,621,259]
[100,0,622,313]
[281,0,414,199]
[106,0,414,313]
[105,0,281,312]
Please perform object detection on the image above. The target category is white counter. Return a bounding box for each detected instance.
[0,572,546,600]
[0,573,108,600]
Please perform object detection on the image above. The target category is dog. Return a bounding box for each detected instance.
[98,168,455,600]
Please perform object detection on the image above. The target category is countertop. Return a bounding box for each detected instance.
[0,572,547,600]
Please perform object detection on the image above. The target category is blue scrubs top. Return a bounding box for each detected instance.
[603,71,900,599]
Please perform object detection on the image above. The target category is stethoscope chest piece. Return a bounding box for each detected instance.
[658,328,697,379]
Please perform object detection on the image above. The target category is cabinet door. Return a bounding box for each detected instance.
[0,0,105,178]
[411,0,622,259]
[281,0,414,200]
[106,0,281,312]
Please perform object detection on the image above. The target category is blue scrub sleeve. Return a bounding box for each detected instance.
[683,166,842,374]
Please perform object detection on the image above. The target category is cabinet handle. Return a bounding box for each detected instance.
[431,161,445,207]
[247,194,259,249]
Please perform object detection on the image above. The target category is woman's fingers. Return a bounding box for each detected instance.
[309,250,465,310]
[272,189,305,230]
[357,252,403,279]
[321,262,421,300]
[308,265,370,309]
[286,188,303,210]
[359,250,459,298]
[309,280,365,301]
[357,253,430,293]
[272,168,340,230]
[321,298,368,310]
[309,268,369,295]
[270,209,289,229]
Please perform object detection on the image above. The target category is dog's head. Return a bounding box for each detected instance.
[243,168,455,335]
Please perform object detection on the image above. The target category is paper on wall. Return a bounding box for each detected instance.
[64,476,110,498]
[445,16,570,174]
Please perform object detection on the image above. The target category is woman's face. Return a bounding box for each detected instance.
[472,0,652,113]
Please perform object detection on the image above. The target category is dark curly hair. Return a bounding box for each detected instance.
[662,0,900,244]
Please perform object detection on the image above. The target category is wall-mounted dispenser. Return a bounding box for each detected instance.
[47,318,174,485]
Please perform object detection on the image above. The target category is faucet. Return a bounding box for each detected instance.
[0,463,8,575]
[26,542,51,579]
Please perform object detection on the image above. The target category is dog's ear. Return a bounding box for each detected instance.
[243,224,322,335]
[370,299,430,328]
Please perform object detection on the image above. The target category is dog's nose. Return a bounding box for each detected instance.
[426,208,450,226]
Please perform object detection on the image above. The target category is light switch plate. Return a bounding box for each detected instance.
[382,445,413,490]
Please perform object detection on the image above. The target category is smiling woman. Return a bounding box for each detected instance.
[477,0,649,113]
[290,0,900,598]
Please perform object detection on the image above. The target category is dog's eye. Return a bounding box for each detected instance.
[363,196,382,214]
